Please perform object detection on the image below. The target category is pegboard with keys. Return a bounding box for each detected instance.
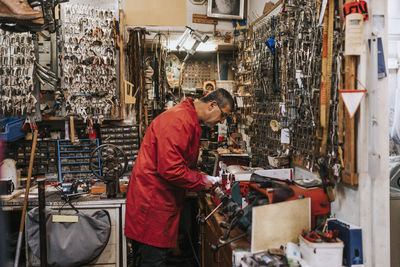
[0,30,38,120]
[59,0,120,123]
[246,0,345,176]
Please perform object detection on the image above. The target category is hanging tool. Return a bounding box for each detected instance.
[88,118,96,139]
[92,27,103,41]
[70,116,76,143]
[316,157,335,202]
[119,10,125,119]
[22,117,39,132]
[124,80,138,104]
[34,61,57,79]
[111,18,120,49]
[151,32,168,109]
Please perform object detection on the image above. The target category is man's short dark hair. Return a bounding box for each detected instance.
[200,88,235,110]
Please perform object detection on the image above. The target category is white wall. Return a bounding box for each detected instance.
[388,0,400,38]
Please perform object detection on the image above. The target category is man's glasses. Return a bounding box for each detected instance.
[217,104,229,120]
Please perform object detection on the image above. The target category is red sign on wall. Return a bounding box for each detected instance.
[343,1,369,21]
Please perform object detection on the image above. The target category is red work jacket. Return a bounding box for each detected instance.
[125,98,207,248]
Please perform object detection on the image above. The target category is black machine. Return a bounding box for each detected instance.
[199,186,268,253]
[89,144,128,198]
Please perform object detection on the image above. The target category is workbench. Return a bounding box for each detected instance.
[1,191,127,267]
[199,196,249,267]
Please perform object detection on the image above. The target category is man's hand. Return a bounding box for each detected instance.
[202,175,221,191]
[206,175,222,185]
[204,179,213,191]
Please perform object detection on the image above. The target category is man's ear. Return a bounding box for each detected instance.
[208,100,218,110]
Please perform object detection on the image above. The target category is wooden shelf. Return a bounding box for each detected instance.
[41,116,65,121]
[41,117,123,122]
[217,43,238,52]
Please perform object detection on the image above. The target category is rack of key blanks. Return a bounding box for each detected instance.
[59,0,120,122]
[57,138,101,182]
[0,30,38,119]
[277,2,323,171]
[248,0,344,176]
[100,125,140,178]
[250,12,293,168]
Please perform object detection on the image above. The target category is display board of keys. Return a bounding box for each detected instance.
[0,30,37,118]
[60,1,119,122]
[249,0,325,170]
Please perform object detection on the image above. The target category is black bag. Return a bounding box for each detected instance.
[26,207,111,267]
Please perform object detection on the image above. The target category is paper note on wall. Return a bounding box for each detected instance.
[345,13,364,56]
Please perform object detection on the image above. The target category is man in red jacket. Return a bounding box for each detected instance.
[125,88,234,267]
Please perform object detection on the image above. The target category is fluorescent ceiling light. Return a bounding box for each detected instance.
[167,39,217,52]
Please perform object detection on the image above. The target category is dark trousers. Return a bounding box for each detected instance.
[0,209,7,266]
[129,239,168,267]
